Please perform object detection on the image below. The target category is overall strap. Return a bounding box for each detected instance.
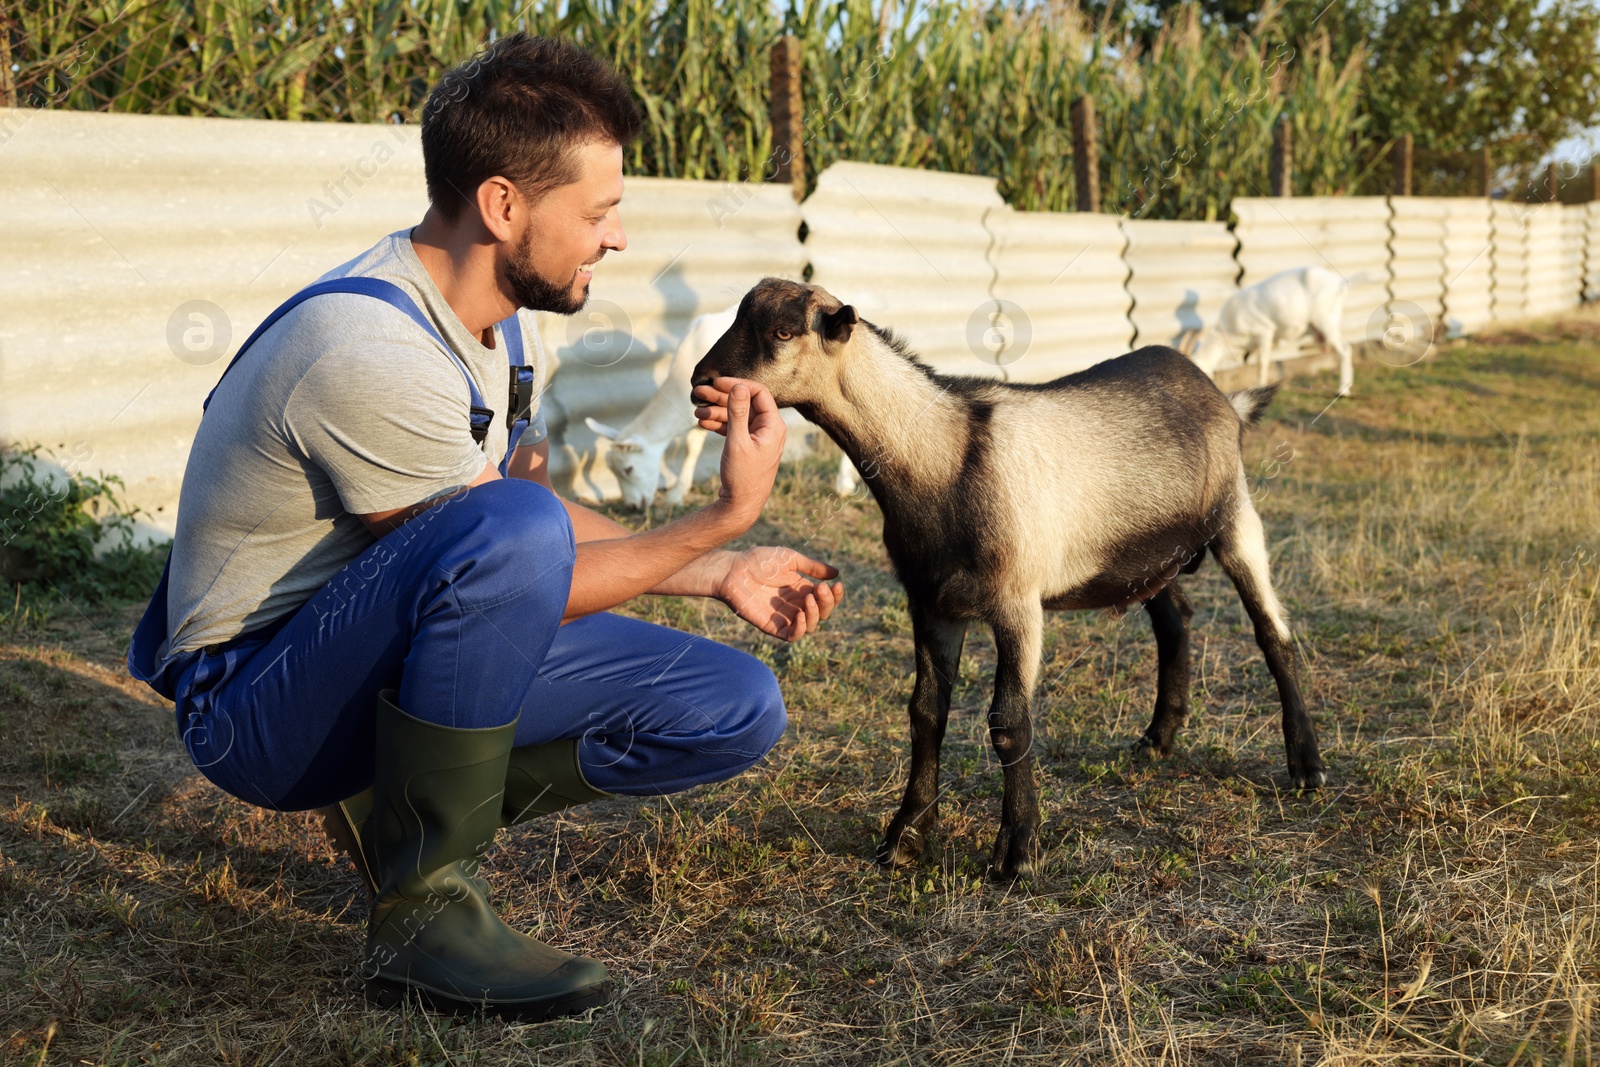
[497,312,537,476]
[134,279,532,695]
[204,277,495,446]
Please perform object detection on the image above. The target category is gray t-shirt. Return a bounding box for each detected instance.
[162,230,550,658]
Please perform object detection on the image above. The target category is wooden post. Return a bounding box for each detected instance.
[1478,147,1492,197]
[1547,161,1561,204]
[1070,95,1100,213]
[1270,113,1292,197]
[1392,134,1413,196]
[768,36,805,202]
[1590,160,1600,203]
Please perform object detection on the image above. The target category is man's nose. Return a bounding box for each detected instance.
[605,210,627,253]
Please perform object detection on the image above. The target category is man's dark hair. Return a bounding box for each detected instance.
[421,34,642,219]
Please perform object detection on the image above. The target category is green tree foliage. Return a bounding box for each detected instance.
[1095,0,1600,176]
[1363,0,1600,173]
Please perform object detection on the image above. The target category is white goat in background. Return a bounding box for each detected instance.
[1188,266,1355,395]
[586,307,734,510]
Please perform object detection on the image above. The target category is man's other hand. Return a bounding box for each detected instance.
[693,378,784,532]
[716,546,843,642]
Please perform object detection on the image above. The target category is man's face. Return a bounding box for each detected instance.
[506,139,627,315]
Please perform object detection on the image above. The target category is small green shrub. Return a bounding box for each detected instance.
[0,445,169,611]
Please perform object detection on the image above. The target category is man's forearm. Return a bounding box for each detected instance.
[563,507,741,621]
[558,497,733,600]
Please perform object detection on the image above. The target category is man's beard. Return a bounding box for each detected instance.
[506,228,592,315]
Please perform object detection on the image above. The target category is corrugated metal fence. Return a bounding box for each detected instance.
[3,110,1596,537]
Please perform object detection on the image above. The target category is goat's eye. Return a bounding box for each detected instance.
[774,328,794,341]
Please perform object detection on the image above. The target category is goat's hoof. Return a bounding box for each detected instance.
[987,822,1038,881]
[1288,760,1327,791]
[877,823,927,868]
[1130,735,1171,761]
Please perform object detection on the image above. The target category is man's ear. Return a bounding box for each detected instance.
[475,176,519,242]
[821,305,858,345]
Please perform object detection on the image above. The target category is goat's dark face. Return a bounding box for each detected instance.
[690,277,858,407]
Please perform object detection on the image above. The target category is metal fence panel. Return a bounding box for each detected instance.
[1386,197,1447,331]
[1439,198,1494,336]
[1523,203,1571,319]
[802,161,1004,377]
[1587,203,1600,303]
[1490,200,1531,324]
[0,107,430,538]
[0,108,806,530]
[1560,204,1588,313]
[1120,219,1238,360]
[1231,197,1392,352]
[987,209,1132,379]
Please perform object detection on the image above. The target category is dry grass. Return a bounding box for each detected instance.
[4,317,1600,1065]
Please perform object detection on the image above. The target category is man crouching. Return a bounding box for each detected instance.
[127,34,843,1020]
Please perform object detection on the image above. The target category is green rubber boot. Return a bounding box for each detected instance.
[358,689,610,1020]
[319,727,610,900]
[500,734,610,824]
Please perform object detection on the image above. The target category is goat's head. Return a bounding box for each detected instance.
[690,278,859,408]
[587,416,668,511]
[1185,327,1234,376]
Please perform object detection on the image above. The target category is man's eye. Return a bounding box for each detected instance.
[774,329,794,341]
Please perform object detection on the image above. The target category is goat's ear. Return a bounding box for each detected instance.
[821,305,858,345]
[586,416,623,440]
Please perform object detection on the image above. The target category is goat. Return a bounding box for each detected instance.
[585,308,732,509]
[693,278,1324,880]
[1188,266,1354,396]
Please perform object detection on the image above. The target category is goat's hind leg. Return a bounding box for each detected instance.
[880,604,967,868]
[1214,491,1326,789]
[1134,582,1194,759]
[985,603,1045,880]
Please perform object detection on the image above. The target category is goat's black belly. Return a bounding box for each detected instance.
[1044,524,1211,612]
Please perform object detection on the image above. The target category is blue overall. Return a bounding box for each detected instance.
[126,281,785,812]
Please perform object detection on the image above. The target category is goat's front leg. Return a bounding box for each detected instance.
[986,603,1045,880]
[880,604,966,869]
[1252,330,1277,387]
[663,427,707,506]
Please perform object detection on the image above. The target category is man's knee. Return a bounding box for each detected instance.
[584,642,788,795]
[402,476,574,575]
[732,655,790,755]
[713,647,787,764]
[450,477,571,547]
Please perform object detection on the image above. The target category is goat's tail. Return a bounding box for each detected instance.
[1227,384,1278,426]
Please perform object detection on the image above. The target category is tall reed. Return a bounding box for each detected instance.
[4,0,1373,218]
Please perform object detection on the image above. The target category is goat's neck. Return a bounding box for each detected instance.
[798,337,967,499]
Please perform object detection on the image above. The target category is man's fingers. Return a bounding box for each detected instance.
[770,605,797,641]
[726,384,751,447]
[693,385,731,432]
[814,580,840,621]
[745,380,779,417]
[694,403,729,434]
[792,554,840,580]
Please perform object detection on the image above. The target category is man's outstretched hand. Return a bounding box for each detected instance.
[716,546,844,642]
